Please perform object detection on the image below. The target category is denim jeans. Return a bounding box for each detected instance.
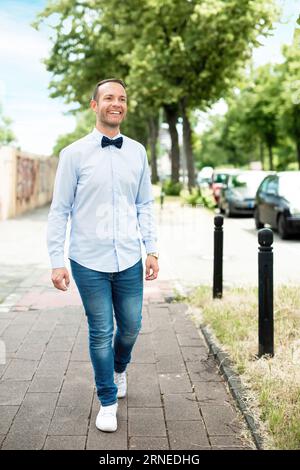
[70,257,143,406]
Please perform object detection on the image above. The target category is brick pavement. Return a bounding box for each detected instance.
[0,268,254,450]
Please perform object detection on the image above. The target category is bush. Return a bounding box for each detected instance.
[162,179,183,196]
[180,187,216,209]
[180,187,202,207]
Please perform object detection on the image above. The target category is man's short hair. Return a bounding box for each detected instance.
[91,78,126,101]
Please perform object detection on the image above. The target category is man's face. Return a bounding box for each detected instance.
[91,82,127,128]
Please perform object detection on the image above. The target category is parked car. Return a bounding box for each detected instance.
[196,166,214,188]
[211,169,239,206]
[219,170,271,217]
[254,171,300,239]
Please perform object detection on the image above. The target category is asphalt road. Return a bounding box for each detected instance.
[0,203,299,299]
[157,203,300,289]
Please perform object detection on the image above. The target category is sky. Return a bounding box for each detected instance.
[0,0,299,155]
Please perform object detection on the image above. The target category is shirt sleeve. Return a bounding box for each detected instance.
[46,148,78,268]
[135,147,158,254]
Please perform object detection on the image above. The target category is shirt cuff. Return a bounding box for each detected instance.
[50,255,65,269]
[144,240,158,254]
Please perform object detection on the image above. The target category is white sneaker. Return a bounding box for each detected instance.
[114,371,127,398]
[96,402,118,432]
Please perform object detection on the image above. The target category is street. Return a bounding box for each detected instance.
[0,202,299,299]
[157,202,300,289]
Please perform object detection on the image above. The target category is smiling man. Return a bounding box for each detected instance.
[47,78,159,433]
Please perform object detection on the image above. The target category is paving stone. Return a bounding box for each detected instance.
[186,359,223,382]
[2,359,39,381]
[64,361,94,383]
[86,419,127,450]
[168,420,210,450]
[15,342,46,361]
[57,380,94,410]
[155,354,186,373]
[201,404,244,436]
[128,363,161,407]
[129,437,169,450]
[131,334,156,364]
[35,351,70,378]
[181,346,209,363]
[29,376,64,393]
[8,393,58,435]
[176,333,203,348]
[70,337,90,361]
[0,356,12,379]
[52,325,80,338]
[164,393,201,421]
[158,372,192,394]
[0,380,30,405]
[151,333,181,356]
[46,335,75,352]
[1,430,46,450]
[0,320,11,336]
[210,435,253,450]
[193,380,231,405]
[48,406,90,436]
[44,435,86,450]
[168,303,189,316]
[128,408,166,437]
[0,406,19,434]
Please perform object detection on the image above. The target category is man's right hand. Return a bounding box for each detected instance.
[51,267,70,291]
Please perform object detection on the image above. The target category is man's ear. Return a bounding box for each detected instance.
[90,99,97,112]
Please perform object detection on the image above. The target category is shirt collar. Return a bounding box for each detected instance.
[91,127,122,145]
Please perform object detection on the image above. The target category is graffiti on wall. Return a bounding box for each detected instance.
[16,156,36,203]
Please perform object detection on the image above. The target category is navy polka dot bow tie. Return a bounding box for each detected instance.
[101,135,123,149]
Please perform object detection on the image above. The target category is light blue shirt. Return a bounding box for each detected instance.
[47,127,158,272]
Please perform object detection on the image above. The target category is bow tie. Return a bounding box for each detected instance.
[101,135,123,149]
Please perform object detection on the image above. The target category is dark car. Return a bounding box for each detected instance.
[254,171,300,239]
[219,170,270,217]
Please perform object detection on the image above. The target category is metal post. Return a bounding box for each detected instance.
[258,228,274,357]
[213,215,223,299]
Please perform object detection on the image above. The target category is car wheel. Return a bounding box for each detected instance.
[225,204,232,217]
[278,214,289,239]
[254,208,264,229]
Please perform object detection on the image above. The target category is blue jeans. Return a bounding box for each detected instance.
[70,257,143,406]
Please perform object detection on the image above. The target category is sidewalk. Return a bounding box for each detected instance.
[0,267,253,450]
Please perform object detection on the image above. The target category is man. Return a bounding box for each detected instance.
[47,78,159,433]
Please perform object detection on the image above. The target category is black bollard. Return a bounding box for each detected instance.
[258,228,274,357]
[213,215,224,299]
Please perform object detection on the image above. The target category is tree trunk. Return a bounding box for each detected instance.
[180,97,195,192]
[148,114,159,184]
[297,140,300,170]
[164,104,180,183]
[267,143,274,170]
[259,139,265,170]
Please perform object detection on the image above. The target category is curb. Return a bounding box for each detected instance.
[165,292,263,451]
[199,325,263,450]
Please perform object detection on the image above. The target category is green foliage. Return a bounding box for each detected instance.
[162,179,183,196]
[33,0,278,161]
[197,28,300,172]
[180,187,216,208]
[0,103,15,145]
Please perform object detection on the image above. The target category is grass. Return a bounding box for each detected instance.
[184,284,300,449]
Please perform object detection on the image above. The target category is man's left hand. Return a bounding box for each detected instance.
[145,255,159,281]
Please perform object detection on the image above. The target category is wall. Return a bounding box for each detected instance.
[0,146,57,220]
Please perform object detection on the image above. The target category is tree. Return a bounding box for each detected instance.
[34,0,277,188]
[278,29,300,169]
[0,103,15,145]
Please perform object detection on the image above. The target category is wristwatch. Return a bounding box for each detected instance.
[147,252,159,260]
